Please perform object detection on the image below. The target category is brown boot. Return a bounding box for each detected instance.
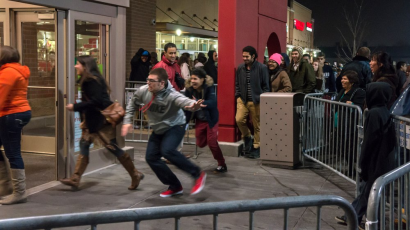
[117,153,144,190]
[0,160,12,197]
[59,155,89,189]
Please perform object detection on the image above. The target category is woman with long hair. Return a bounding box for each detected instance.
[61,55,144,190]
[178,55,190,80]
[0,46,31,205]
[370,51,399,109]
[267,53,292,92]
[312,58,325,92]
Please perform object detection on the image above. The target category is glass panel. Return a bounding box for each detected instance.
[209,39,218,51]
[187,37,197,50]
[199,39,208,51]
[175,36,187,50]
[21,20,56,137]
[74,20,105,153]
[160,34,173,47]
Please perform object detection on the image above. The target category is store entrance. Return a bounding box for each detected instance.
[15,11,57,188]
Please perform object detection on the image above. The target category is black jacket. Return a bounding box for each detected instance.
[336,56,372,92]
[235,61,270,104]
[359,82,396,182]
[335,84,366,109]
[129,48,151,82]
[74,72,113,133]
[204,50,218,84]
[184,76,219,128]
[373,73,399,109]
[397,69,407,95]
[323,65,336,92]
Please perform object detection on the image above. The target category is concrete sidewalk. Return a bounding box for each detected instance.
[0,144,356,229]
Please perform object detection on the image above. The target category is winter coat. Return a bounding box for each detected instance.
[235,61,270,104]
[335,84,366,109]
[288,59,316,93]
[359,82,397,182]
[323,65,336,92]
[397,69,407,95]
[152,56,183,91]
[270,69,292,92]
[336,56,372,92]
[74,72,113,133]
[124,81,196,135]
[129,48,151,82]
[184,76,219,128]
[204,51,218,84]
[0,63,31,117]
[373,73,399,109]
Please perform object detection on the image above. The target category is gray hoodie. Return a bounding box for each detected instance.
[124,81,196,134]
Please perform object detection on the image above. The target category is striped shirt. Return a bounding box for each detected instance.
[246,69,252,102]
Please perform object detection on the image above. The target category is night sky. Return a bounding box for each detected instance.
[295,0,410,47]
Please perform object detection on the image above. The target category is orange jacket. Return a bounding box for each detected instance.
[0,63,31,117]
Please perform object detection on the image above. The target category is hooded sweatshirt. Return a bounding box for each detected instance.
[129,48,151,82]
[152,56,183,91]
[204,50,218,84]
[124,81,196,134]
[0,63,31,117]
[359,82,396,182]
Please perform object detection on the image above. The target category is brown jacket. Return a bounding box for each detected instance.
[270,70,292,92]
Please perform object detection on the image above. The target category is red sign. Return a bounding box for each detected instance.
[294,19,304,31]
[306,22,313,32]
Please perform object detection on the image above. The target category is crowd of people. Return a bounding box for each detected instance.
[0,41,408,230]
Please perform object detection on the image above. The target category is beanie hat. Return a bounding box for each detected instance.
[292,46,304,57]
[142,50,149,56]
[269,53,282,65]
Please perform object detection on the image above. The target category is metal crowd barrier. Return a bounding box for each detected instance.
[302,95,363,193]
[0,195,358,230]
[366,162,410,230]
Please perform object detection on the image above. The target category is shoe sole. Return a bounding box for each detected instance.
[334,217,347,226]
[191,173,207,195]
[160,190,183,198]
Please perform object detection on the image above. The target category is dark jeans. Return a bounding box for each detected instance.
[351,179,374,223]
[0,111,31,169]
[146,125,201,190]
[79,138,124,158]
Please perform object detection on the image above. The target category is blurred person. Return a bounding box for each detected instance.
[204,50,218,84]
[178,55,190,80]
[336,70,366,108]
[195,55,207,68]
[288,46,316,93]
[150,51,158,70]
[370,51,399,109]
[335,82,396,230]
[0,46,31,205]
[302,54,312,64]
[193,58,199,66]
[336,47,372,92]
[317,52,336,92]
[129,48,151,82]
[280,53,290,71]
[184,68,227,172]
[122,68,207,197]
[312,58,325,92]
[396,61,407,94]
[235,46,270,158]
[152,43,184,91]
[61,56,144,191]
[267,53,292,92]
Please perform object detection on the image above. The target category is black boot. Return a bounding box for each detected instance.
[243,136,253,155]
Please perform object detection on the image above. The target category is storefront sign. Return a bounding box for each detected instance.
[306,22,313,32]
[294,19,304,31]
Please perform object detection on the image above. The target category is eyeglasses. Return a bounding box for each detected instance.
[146,79,161,83]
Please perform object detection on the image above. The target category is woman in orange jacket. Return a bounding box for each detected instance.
[0,46,31,205]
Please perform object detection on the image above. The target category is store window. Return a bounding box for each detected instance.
[198,39,208,51]
[209,40,218,51]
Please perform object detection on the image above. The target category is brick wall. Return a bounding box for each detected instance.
[21,22,55,117]
[126,0,157,80]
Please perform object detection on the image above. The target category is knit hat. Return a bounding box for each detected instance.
[269,53,282,65]
[142,50,149,56]
[292,46,304,57]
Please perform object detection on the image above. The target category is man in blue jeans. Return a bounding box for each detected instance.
[122,67,207,197]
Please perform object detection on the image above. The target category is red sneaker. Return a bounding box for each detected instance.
[160,186,183,198]
[191,172,206,195]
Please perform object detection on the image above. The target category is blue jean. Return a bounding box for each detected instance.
[146,125,201,190]
[0,111,31,169]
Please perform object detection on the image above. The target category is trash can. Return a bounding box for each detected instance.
[260,92,305,168]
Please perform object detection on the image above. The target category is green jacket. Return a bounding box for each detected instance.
[288,59,316,93]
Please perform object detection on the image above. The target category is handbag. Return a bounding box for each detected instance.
[101,101,125,127]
